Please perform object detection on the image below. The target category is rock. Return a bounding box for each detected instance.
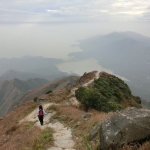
[3,135,9,143]
[54,139,75,148]
[100,107,150,150]
[89,122,101,141]
[135,96,141,104]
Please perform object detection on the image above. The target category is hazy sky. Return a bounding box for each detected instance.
[0,0,150,59]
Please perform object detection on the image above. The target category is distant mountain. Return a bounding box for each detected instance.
[69,31,150,101]
[0,70,45,81]
[0,56,70,81]
[0,78,49,118]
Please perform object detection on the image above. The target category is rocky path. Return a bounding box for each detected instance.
[20,103,75,150]
[47,122,75,150]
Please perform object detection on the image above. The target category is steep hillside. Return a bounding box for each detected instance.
[75,72,141,112]
[0,78,49,118]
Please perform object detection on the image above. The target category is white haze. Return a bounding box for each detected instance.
[0,0,150,58]
[0,21,150,59]
[0,21,149,79]
[0,0,150,78]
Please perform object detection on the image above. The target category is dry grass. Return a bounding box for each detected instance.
[119,141,150,150]
[0,125,42,150]
[138,141,150,150]
[0,100,54,150]
[1,122,53,150]
[48,104,113,150]
[53,104,83,120]
[48,89,69,103]
[0,101,36,137]
[0,101,35,148]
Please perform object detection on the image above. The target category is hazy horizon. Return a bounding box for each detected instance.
[0,0,150,59]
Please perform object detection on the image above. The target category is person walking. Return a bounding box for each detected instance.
[37,105,47,125]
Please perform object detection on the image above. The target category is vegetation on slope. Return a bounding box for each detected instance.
[75,72,141,112]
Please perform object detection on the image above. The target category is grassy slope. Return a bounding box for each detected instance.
[75,72,141,112]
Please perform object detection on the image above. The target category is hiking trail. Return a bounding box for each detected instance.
[19,72,99,150]
[20,103,75,150]
[68,71,99,106]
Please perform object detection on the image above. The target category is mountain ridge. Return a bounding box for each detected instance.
[69,31,150,101]
[0,56,70,81]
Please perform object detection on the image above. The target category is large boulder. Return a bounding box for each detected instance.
[100,107,150,150]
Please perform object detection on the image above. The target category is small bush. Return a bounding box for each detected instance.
[46,90,52,94]
[33,97,38,102]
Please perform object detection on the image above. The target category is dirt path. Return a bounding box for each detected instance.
[20,103,75,150]
[68,71,99,106]
[84,71,99,87]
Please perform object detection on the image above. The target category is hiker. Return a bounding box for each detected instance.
[37,105,47,125]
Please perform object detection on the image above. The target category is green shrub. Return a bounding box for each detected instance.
[75,73,133,112]
[107,101,124,111]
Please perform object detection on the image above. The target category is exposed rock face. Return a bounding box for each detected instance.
[100,107,150,150]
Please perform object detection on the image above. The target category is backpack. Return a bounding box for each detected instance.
[39,109,43,116]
